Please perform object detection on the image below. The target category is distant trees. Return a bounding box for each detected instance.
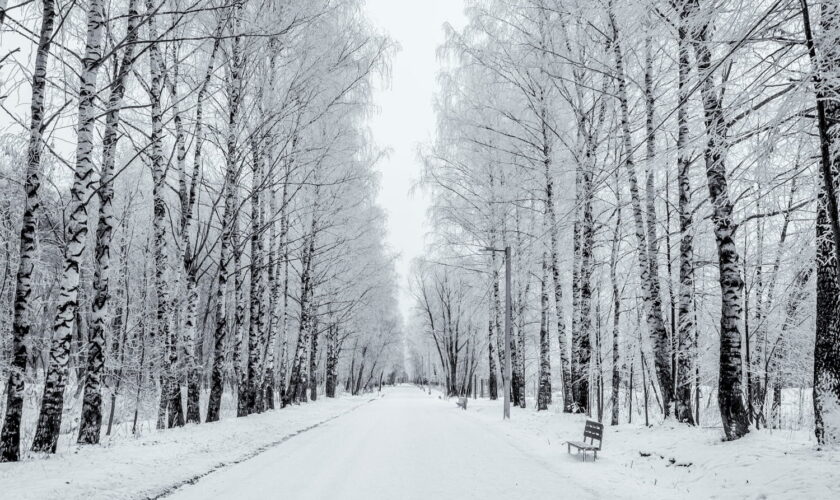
[412,265,482,398]
[0,0,398,461]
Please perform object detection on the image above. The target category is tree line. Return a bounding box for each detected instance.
[409,0,840,444]
[0,0,401,462]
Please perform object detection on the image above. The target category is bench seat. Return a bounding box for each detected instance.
[567,441,598,451]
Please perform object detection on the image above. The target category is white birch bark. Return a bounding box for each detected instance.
[0,0,58,462]
[609,3,673,417]
[688,0,750,440]
[79,0,141,444]
[32,0,106,453]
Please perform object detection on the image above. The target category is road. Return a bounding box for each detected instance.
[167,385,595,499]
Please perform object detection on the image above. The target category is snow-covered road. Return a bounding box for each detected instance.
[167,386,598,499]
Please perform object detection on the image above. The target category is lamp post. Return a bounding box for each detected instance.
[483,245,512,420]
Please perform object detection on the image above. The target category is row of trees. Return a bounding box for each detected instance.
[0,0,401,462]
[410,0,840,443]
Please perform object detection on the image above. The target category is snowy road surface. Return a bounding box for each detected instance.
[167,386,599,499]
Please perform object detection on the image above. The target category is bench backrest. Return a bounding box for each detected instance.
[583,420,603,449]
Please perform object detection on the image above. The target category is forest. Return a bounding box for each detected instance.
[408,0,840,445]
[0,0,402,463]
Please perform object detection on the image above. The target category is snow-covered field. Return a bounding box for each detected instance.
[1,385,838,499]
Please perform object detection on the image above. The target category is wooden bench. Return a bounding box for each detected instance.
[456,396,468,410]
[567,420,603,461]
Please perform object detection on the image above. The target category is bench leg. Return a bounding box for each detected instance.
[567,443,570,455]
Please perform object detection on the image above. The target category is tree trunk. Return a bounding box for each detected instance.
[689,0,749,440]
[674,1,695,425]
[325,325,339,397]
[246,136,265,415]
[309,305,320,401]
[573,150,595,414]
[263,171,286,410]
[610,184,622,426]
[278,216,291,404]
[79,0,140,444]
[804,0,840,446]
[487,242,500,400]
[32,0,106,453]
[285,224,316,406]
[537,256,551,410]
[610,4,673,417]
[234,205,248,417]
[201,13,231,424]
[0,0,58,462]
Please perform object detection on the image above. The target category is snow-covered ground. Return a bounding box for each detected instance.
[2,385,839,499]
[0,394,372,499]
[168,385,645,500]
[168,385,840,499]
[464,393,840,499]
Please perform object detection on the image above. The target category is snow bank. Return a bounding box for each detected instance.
[0,395,373,500]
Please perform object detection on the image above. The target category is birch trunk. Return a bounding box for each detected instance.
[170,21,215,425]
[263,176,283,410]
[246,136,264,415]
[285,221,316,406]
[278,212,291,403]
[570,169,583,413]
[548,163,572,412]
[79,0,141,444]
[0,0,58,462]
[488,233,500,400]
[805,0,840,446]
[151,0,184,430]
[643,33,670,408]
[537,255,551,410]
[205,178,234,422]
[689,0,749,440]
[573,163,594,414]
[610,185,622,426]
[325,324,339,397]
[674,1,695,425]
[309,306,319,401]
[32,0,106,453]
[207,10,243,421]
[513,209,528,408]
[234,202,248,417]
[509,231,524,407]
[610,5,673,417]
[168,34,193,425]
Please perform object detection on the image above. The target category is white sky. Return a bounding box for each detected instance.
[364,0,467,323]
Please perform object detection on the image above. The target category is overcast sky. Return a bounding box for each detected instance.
[364,0,467,323]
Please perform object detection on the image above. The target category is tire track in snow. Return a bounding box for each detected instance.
[147,397,378,500]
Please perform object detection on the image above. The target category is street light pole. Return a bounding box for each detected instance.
[483,245,512,420]
[503,245,512,420]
